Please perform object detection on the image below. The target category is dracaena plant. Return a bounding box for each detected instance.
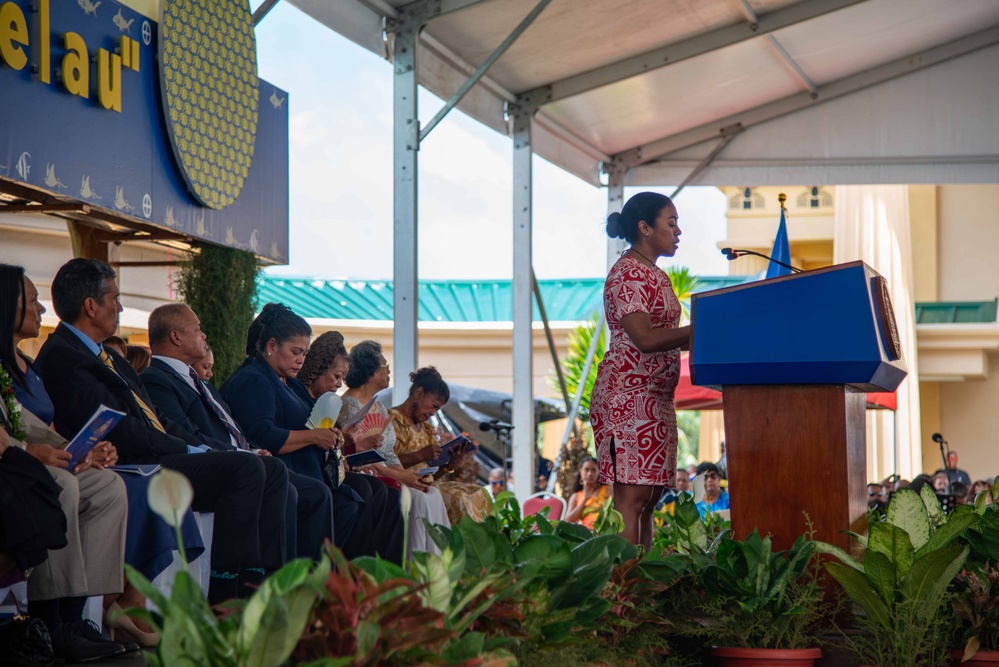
[817,485,980,667]
[294,546,461,667]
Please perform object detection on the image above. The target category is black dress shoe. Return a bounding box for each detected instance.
[51,620,125,663]
[115,639,141,654]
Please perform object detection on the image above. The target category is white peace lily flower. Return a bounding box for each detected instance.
[692,473,706,505]
[399,484,412,520]
[148,468,194,527]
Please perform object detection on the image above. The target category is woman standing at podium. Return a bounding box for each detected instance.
[590,192,690,548]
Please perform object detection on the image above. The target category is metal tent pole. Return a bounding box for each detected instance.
[391,6,421,405]
[512,109,535,505]
[605,162,626,270]
[532,270,578,440]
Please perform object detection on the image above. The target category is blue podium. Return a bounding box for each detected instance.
[690,261,907,552]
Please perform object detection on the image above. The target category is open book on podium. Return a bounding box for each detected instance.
[690,261,907,553]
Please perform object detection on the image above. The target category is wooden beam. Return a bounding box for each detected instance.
[0,203,91,214]
[67,221,119,264]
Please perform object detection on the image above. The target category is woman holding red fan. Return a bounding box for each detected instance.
[337,340,451,557]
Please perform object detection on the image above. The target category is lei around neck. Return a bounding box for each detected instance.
[0,362,26,442]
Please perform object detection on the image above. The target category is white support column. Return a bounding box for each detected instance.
[605,162,626,271]
[512,109,535,504]
[392,9,420,405]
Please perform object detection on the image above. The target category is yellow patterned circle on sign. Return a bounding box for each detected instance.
[159,0,258,210]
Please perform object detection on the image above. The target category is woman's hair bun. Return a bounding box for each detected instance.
[606,212,624,239]
[257,302,285,327]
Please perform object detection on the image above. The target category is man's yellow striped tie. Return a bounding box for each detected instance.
[99,349,166,433]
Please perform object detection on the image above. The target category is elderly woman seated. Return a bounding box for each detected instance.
[389,366,489,525]
[329,340,452,557]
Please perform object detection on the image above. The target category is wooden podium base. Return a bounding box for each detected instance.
[722,385,868,553]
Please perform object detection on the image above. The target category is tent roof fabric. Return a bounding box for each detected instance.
[257,274,748,322]
[288,0,999,186]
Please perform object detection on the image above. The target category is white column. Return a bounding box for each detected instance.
[392,11,419,405]
[512,109,535,504]
[833,185,921,481]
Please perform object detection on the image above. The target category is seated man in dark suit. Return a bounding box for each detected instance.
[34,258,288,605]
[141,303,333,560]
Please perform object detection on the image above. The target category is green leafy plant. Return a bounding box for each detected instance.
[652,492,729,556]
[592,495,624,535]
[124,469,329,667]
[548,312,604,421]
[952,562,999,660]
[664,265,701,325]
[685,530,828,649]
[818,486,979,667]
[952,485,999,660]
[176,244,258,385]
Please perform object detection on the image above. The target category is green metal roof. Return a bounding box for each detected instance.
[256,275,749,322]
[258,275,999,325]
[914,299,998,324]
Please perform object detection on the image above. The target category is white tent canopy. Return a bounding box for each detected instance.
[278,0,999,498]
[289,0,999,186]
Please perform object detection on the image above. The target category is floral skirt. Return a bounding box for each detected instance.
[436,481,490,525]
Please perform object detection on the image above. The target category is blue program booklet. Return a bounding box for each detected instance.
[427,435,470,468]
[345,450,386,467]
[63,405,126,468]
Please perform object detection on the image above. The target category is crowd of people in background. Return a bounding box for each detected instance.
[868,449,995,513]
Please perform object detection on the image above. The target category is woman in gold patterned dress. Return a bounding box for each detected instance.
[389,367,489,525]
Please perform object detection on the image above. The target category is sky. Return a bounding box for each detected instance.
[251,2,730,282]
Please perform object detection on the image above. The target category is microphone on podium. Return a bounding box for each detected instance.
[721,248,803,274]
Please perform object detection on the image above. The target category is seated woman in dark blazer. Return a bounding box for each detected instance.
[223,304,400,562]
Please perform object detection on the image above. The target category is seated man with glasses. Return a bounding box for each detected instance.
[484,467,508,500]
[694,462,730,519]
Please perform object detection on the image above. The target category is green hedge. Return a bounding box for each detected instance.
[176,244,258,386]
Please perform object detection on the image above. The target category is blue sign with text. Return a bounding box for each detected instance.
[0,0,289,263]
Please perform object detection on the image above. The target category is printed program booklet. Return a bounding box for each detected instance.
[345,450,386,467]
[63,405,126,468]
[427,435,471,468]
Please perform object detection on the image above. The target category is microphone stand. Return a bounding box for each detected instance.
[491,426,514,483]
[936,436,955,497]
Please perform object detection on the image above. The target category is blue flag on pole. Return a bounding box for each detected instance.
[765,207,792,279]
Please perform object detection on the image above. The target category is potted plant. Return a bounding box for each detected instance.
[660,497,828,665]
[818,485,980,667]
[952,562,999,665]
[951,482,999,665]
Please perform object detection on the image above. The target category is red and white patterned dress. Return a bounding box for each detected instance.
[590,255,681,487]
